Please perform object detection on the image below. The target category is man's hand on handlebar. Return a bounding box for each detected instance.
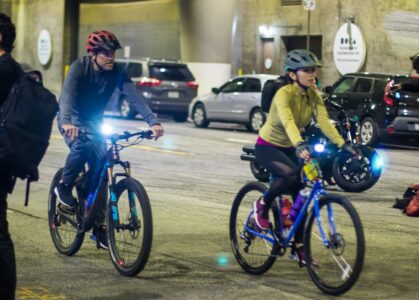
[150,124,164,140]
[62,124,79,141]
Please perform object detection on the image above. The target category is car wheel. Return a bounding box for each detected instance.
[246,108,266,133]
[360,117,379,146]
[192,103,209,128]
[173,112,188,123]
[119,98,136,119]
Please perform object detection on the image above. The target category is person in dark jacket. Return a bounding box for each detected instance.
[0,12,20,300]
[55,30,164,249]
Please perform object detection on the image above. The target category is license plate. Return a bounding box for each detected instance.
[168,91,179,98]
[415,124,419,131]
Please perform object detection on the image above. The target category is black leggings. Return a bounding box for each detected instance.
[0,187,16,300]
[255,144,305,242]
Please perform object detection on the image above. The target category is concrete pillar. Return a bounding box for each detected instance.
[179,0,238,94]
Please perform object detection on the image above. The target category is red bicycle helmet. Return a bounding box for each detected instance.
[86,30,122,53]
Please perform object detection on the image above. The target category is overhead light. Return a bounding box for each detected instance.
[259,25,275,38]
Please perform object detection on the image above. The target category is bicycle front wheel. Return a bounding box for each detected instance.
[48,168,85,256]
[304,194,365,296]
[107,178,153,276]
[230,181,279,275]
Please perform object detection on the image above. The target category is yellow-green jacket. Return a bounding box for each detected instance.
[259,84,345,148]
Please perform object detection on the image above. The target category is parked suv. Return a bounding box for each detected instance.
[106,58,198,122]
[324,72,419,146]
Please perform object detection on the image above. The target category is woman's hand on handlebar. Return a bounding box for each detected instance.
[62,124,79,141]
[295,142,311,160]
[150,124,164,140]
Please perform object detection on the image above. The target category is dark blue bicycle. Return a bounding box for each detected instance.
[48,127,154,276]
[230,147,365,295]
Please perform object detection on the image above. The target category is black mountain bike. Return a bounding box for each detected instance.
[48,129,153,276]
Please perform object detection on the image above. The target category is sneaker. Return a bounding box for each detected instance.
[91,226,108,250]
[289,246,319,267]
[253,198,270,230]
[54,183,75,208]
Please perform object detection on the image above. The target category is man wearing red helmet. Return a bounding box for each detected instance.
[55,30,164,249]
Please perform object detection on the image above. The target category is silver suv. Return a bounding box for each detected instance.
[106,58,198,122]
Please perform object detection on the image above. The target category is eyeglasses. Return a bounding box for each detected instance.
[97,50,115,58]
[298,67,316,73]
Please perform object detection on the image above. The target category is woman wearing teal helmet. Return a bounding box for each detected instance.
[253,49,355,265]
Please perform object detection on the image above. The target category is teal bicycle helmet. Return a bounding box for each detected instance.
[284,49,322,72]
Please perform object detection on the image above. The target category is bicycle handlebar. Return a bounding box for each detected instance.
[60,127,154,142]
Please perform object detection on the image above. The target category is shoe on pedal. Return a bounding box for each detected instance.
[91,225,108,250]
[253,198,270,230]
[54,183,75,209]
[289,245,319,268]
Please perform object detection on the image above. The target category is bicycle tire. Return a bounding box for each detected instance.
[304,194,365,295]
[48,168,85,256]
[230,181,279,275]
[107,177,153,276]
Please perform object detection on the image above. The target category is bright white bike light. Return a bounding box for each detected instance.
[101,124,113,135]
[313,143,325,153]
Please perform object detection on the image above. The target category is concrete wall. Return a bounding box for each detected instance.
[236,0,419,86]
[12,0,65,94]
[79,0,180,60]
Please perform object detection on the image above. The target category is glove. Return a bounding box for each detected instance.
[295,142,310,158]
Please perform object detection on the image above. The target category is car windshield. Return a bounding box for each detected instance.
[149,64,195,81]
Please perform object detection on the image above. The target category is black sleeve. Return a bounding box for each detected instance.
[119,69,161,126]
[0,57,18,106]
[59,59,83,124]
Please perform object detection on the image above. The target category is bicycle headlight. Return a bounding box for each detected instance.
[371,153,383,172]
[101,124,114,135]
[313,143,325,153]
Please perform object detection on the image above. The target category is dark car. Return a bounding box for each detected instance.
[106,58,198,122]
[324,72,419,146]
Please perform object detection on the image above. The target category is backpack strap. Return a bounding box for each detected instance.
[24,178,30,206]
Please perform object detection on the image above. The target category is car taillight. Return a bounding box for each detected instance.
[186,81,199,89]
[383,80,394,106]
[136,78,161,87]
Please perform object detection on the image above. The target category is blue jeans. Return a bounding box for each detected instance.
[61,132,107,226]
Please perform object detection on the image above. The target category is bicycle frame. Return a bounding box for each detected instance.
[67,131,151,231]
[243,177,333,250]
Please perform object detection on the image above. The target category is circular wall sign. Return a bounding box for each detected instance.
[264,58,273,70]
[333,23,366,75]
[37,29,52,66]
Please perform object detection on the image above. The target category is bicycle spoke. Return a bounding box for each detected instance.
[230,182,279,274]
[305,195,364,295]
[107,178,152,276]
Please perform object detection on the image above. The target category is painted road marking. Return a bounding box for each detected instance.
[17,287,65,299]
[225,138,253,144]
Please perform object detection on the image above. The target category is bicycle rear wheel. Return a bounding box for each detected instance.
[230,181,279,275]
[48,168,85,256]
[107,177,153,276]
[304,194,365,295]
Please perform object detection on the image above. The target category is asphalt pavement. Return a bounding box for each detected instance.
[6,118,419,299]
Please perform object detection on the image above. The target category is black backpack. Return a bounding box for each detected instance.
[261,75,293,113]
[0,69,58,183]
